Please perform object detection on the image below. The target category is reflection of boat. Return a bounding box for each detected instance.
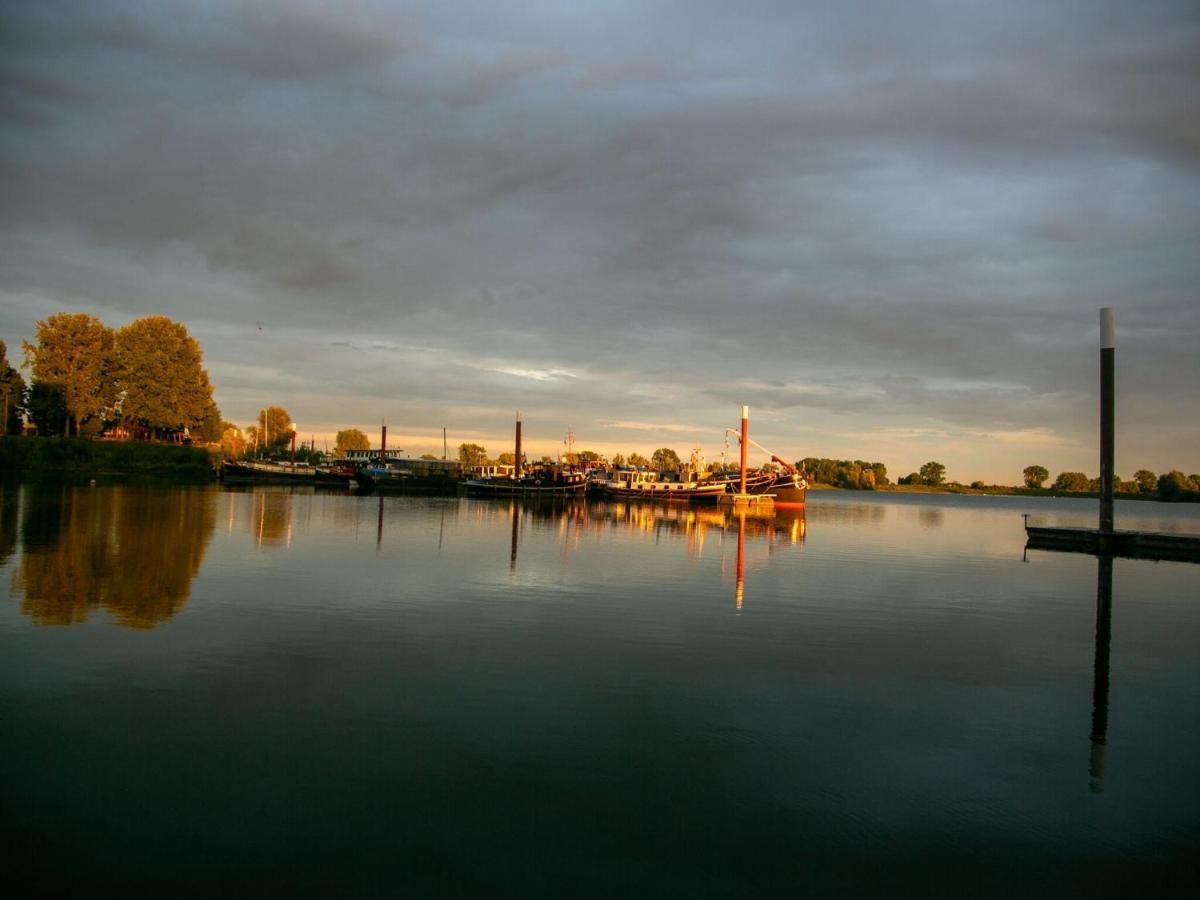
[597,469,726,504]
[222,459,315,484]
[355,458,463,494]
[463,465,588,497]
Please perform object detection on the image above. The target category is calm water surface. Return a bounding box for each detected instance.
[1,483,1197,896]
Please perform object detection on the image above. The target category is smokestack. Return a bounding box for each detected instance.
[381,420,387,465]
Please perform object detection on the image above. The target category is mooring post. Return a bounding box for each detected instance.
[739,405,749,495]
[1099,308,1115,535]
[381,420,387,465]
[514,411,522,480]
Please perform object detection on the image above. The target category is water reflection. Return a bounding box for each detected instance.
[467,497,806,607]
[1090,554,1113,793]
[10,484,216,628]
[0,481,18,567]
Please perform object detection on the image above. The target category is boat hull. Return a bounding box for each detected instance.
[221,460,315,485]
[600,484,725,504]
[463,478,588,497]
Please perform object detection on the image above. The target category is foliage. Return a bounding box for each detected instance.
[919,461,946,486]
[247,407,293,452]
[458,442,487,467]
[798,457,888,489]
[1157,470,1197,500]
[1133,469,1158,494]
[419,453,438,460]
[970,480,986,489]
[335,428,370,455]
[611,453,626,467]
[22,312,116,436]
[651,447,681,472]
[898,472,920,485]
[113,316,217,439]
[1053,471,1090,492]
[497,452,516,465]
[0,341,26,435]
[627,452,649,468]
[25,382,68,437]
[0,436,213,481]
[1023,465,1049,489]
[578,450,600,463]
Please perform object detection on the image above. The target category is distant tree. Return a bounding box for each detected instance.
[114,316,216,440]
[970,480,986,489]
[1191,475,1200,491]
[25,382,68,437]
[1023,465,1049,489]
[335,428,370,455]
[1133,470,1158,494]
[191,403,225,443]
[651,447,681,473]
[419,453,438,460]
[0,340,27,435]
[497,452,516,465]
[578,449,600,463]
[919,461,946,486]
[539,455,554,464]
[1054,471,1090,492]
[1157,470,1194,499]
[22,312,116,436]
[611,452,626,468]
[458,442,487,467]
[628,452,650,468]
[871,463,889,486]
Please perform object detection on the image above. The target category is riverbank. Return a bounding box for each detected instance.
[0,436,216,482]
[810,482,1200,503]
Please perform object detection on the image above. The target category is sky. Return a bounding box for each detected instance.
[2,0,1197,483]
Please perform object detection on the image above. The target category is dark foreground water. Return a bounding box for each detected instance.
[1,483,1197,897]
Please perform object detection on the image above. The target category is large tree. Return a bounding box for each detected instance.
[0,341,27,435]
[458,442,487,467]
[22,312,116,436]
[248,407,293,452]
[114,316,217,439]
[651,447,681,473]
[1133,470,1158,494]
[1023,465,1049,488]
[919,461,946,486]
[1053,471,1090,492]
[628,452,650,468]
[335,428,370,455]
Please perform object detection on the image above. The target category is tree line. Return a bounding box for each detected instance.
[2,313,220,441]
[1022,464,1200,499]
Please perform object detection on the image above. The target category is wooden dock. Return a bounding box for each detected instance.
[1025,526,1200,562]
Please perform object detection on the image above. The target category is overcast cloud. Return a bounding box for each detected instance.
[2,0,1197,481]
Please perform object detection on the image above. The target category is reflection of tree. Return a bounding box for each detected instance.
[11,485,216,628]
[0,481,18,567]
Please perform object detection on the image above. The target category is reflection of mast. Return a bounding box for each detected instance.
[376,495,384,551]
[1090,553,1114,793]
[735,510,746,611]
[510,501,519,573]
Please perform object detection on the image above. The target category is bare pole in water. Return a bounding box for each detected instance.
[514,411,522,480]
[1100,308,1115,535]
[739,405,749,495]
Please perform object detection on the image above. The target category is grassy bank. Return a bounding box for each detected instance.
[810,482,1199,503]
[0,436,216,482]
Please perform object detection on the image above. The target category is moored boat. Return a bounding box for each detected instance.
[354,457,464,494]
[222,459,316,484]
[597,469,726,504]
[463,464,587,497]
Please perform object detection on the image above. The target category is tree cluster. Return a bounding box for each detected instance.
[801,457,890,489]
[14,312,220,440]
[1022,464,1200,499]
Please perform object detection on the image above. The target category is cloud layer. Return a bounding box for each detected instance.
[2,0,1198,480]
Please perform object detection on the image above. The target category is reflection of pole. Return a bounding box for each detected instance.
[1089,553,1114,793]
[1099,308,1115,535]
[739,405,749,495]
[735,511,746,611]
[510,502,519,572]
[376,495,384,551]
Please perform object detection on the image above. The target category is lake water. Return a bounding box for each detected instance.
[1,483,1197,896]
